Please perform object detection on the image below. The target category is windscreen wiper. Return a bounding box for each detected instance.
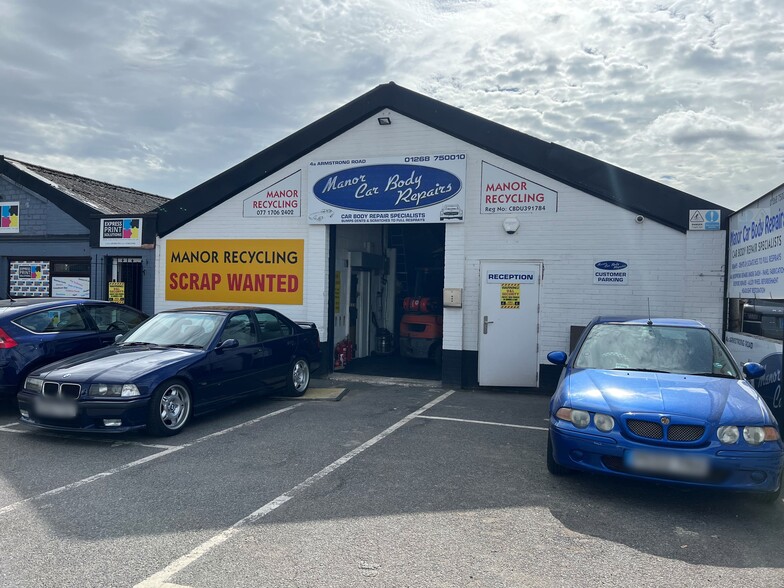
[689,372,737,379]
[610,368,670,373]
[166,343,202,349]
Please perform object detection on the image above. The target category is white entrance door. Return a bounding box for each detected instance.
[478,262,541,387]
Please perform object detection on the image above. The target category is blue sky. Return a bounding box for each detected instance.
[1,0,782,209]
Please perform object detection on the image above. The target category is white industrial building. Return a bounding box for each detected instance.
[152,83,728,389]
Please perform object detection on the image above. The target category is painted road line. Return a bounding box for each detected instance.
[416,414,548,431]
[0,422,21,430]
[134,390,456,588]
[0,446,185,516]
[0,404,301,517]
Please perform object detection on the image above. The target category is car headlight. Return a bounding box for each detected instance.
[89,383,140,398]
[743,426,780,445]
[24,377,44,393]
[717,425,740,444]
[555,407,590,428]
[594,413,615,432]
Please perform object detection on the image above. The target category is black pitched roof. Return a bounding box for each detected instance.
[156,82,730,235]
[0,157,168,222]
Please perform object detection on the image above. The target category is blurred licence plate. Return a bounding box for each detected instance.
[625,450,710,479]
[34,398,78,419]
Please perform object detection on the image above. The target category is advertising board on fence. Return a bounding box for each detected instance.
[725,331,782,421]
[728,187,784,299]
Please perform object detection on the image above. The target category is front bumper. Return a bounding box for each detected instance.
[550,420,784,494]
[17,390,149,433]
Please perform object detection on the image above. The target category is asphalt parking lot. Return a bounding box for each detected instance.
[1,376,783,588]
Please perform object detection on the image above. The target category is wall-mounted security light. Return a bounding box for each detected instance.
[502,218,520,234]
[377,116,391,126]
[635,215,644,224]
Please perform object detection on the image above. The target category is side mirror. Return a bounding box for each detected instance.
[216,338,239,351]
[114,334,124,343]
[743,362,765,380]
[547,351,568,366]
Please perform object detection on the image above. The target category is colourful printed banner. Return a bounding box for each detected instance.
[1,202,20,233]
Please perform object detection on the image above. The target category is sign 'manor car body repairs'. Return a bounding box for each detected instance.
[307,154,466,224]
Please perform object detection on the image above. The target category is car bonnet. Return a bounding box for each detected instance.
[566,368,773,424]
[33,347,198,384]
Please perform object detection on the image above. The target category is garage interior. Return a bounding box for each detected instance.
[333,223,445,380]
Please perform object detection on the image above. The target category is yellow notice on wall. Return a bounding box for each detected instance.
[108,281,125,304]
[500,282,520,309]
[166,239,304,304]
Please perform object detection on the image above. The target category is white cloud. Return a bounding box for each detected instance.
[0,0,781,207]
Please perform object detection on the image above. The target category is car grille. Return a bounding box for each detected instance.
[627,419,663,439]
[667,424,704,442]
[626,419,705,442]
[42,382,81,400]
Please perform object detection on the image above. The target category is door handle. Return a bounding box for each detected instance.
[483,315,494,334]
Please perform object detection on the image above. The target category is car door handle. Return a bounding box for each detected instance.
[483,315,494,334]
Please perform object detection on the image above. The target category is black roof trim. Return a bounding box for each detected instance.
[156,83,731,235]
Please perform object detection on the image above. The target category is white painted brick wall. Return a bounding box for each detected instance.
[155,109,726,361]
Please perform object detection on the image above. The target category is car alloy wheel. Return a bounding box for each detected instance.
[285,358,310,397]
[147,380,191,436]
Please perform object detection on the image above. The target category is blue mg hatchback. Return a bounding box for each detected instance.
[547,317,784,502]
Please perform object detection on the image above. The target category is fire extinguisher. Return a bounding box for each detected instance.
[334,338,353,369]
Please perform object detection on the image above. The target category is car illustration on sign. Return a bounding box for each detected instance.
[439,204,463,221]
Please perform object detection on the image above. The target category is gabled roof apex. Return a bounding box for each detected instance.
[155,82,730,235]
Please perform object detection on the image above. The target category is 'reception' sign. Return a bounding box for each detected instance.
[166,239,304,304]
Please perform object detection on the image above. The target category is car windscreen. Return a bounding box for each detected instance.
[573,323,740,378]
[121,312,224,348]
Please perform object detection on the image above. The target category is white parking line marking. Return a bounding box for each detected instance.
[416,415,548,431]
[0,404,301,517]
[0,422,21,430]
[0,446,185,516]
[133,390,455,588]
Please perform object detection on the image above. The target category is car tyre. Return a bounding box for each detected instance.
[282,357,310,397]
[147,380,191,437]
[547,433,572,476]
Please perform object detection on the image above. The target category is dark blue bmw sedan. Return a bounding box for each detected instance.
[547,317,784,502]
[18,306,321,436]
